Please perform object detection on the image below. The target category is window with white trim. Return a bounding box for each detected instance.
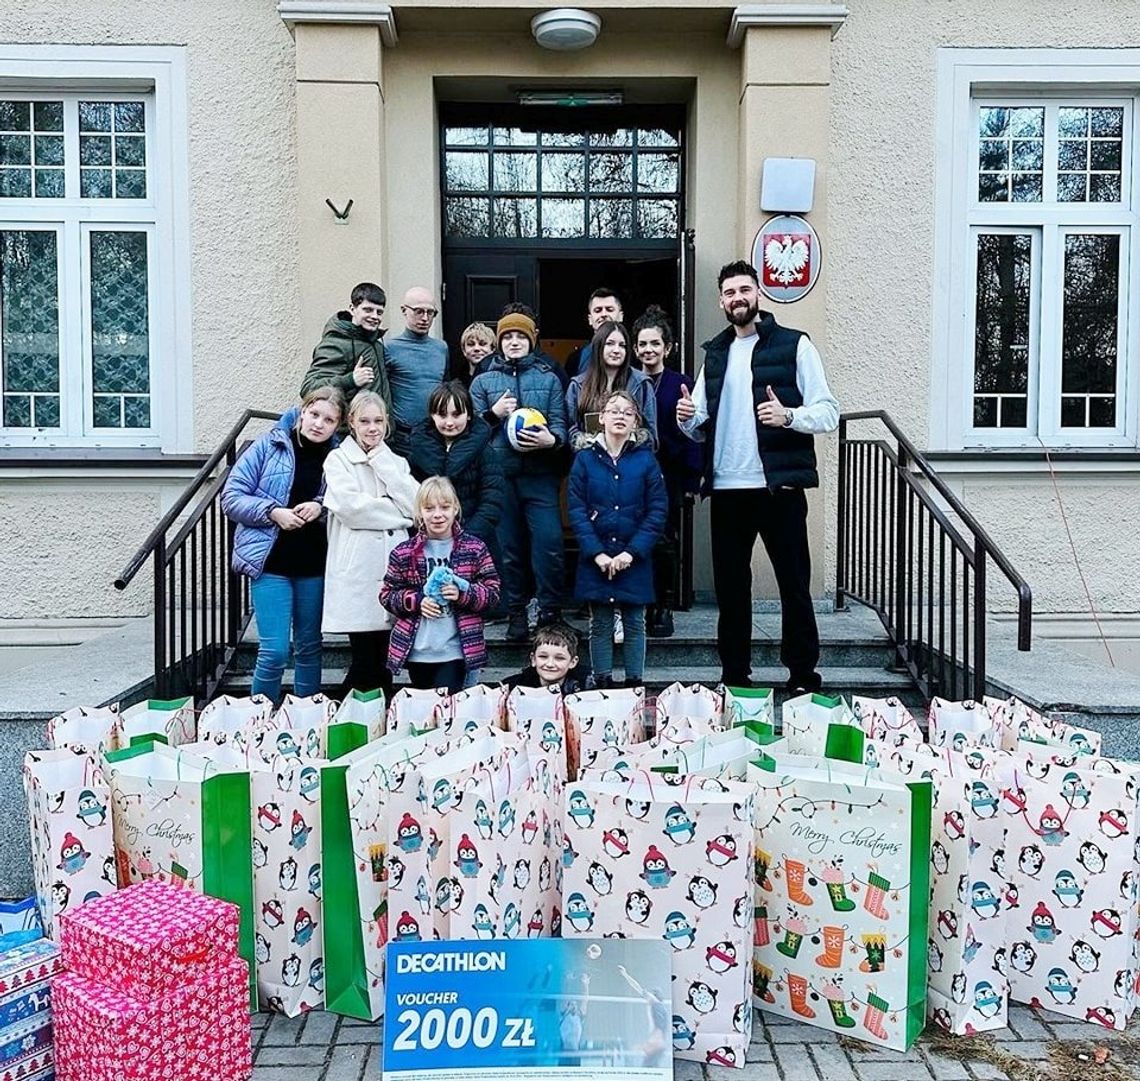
[0,46,189,451]
[966,96,1135,447]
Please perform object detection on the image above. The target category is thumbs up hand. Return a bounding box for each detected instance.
[757,384,792,428]
[676,382,696,423]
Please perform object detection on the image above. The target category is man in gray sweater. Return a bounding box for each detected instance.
[386,285,449,451]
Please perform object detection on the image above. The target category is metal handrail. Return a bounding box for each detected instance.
[113,408,283,700]
[836,411,1033,702]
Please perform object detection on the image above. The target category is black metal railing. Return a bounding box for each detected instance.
[836,411,1032,702]
[115,410,282,701]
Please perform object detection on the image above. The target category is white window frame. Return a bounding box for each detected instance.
[0,45,190,452]
[932,48,1140,452]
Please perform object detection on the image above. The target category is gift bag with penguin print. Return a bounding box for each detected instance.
[996,748,1140,1029]
[24,748,116,940]
[450,684,505,730]
[723,686,775,728]
[927,699,997,751]
[851,697,923,748]
[563,687,646,780]
[196,694,274,750]
[781,693,856,756]
[505,685,569,781]
[325,727,460,1020]
[562,773,755,1069]
[983,696,1102,758]
[655,682,724,743]
[48,705,121,757]
[747,755,931,1051]
[386,687,451,737]
[861,738,1008,1034]
[118,697,196,749]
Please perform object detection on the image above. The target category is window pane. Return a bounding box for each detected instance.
[90,231,150,428]
[444,151,488,192]
[588,198,632,238]
[1091,107,1124,138]
[1058,107,1088,138]
[1090,140,1122,171]
[1056,106,1124,206]
[78,101,112,132]
[540,131,585,147]
[1090,174,1122,202]
[34,170,64,198]
[1060,233,1119,428]
[1011,173,1042,202]
[80,135,112,166]
[637,128,679,147]
[444,197,490,237]
[114,135,145,167]
[0,101,30,131]
[589,152,632,193]
[979,107,1009,138]
[977,106,1042,205]
[493,127,537,147]
[590,129,633,147]
[115,169,146,199]
[0,169,32,198]
[492,197,537,237]
[541,153,585,193]
[1057,172,1085,202]
[1,230,60,429]
[492,153,536,192]
[114,102,145,133]
[33,102,62,132]
[1057,140,1087,171]
[541,198,585,239]
[978,172,1008,203]
[979,140,1007,171]
[1011,140,1042,171]
[80,169,113,198]
[637,198,679,238]
[637,152,679,194]
[973,233,1032,429]
[34,135,64,167]
[444,126,489,147]
[0,135,30,166]
[1009,108,1044,138]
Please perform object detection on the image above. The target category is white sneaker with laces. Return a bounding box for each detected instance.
[613,609,625,645]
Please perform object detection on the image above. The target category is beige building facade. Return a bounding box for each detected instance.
[0,1,1137,667]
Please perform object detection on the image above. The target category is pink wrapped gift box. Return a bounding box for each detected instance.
[60,880,239,997]
[53,954,250,1081]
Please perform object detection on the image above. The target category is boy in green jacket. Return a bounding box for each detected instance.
[300,282,392,412]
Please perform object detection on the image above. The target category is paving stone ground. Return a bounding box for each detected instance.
[250,1003,1140,1080]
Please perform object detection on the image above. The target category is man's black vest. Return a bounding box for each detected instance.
[700,311,819,492]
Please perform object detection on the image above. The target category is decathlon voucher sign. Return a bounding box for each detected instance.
[382,939,673,1081]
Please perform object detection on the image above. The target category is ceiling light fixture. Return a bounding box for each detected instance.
[530,8,602,51]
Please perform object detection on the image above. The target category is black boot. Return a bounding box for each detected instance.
[506,614,530,643]
[647,607,675,638]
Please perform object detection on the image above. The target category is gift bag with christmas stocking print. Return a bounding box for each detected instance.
[746,755,932,1051]
[563,686,646,780]
[851,697,923,748]
[386,687,451,737]
[103,742,257,1003]
[996,747,1140,1030]
[48,705,121,757]
[859,738,1009,1034]
[24,748,116,940]
[322,725,466,1020]
[561,773,755,1068]
[781,693,857,756]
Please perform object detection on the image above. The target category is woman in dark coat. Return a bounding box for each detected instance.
[567,389,667,687]
[405,381,504,546]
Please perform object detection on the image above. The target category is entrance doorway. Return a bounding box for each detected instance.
[438,103,695,607]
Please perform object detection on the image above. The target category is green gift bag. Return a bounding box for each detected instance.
[324,688,386,759]
[118,697,196,748]
[104,742,256,1004]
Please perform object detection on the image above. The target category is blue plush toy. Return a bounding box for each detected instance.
[423,565,470,612]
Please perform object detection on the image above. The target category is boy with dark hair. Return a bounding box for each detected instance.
[301,281,391,412]
[565,287,623,378]
[503,622,593,693]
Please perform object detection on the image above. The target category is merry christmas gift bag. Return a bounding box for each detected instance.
[997,749,1140,1029]
[118,697,196,749]
[563,687,646,780]
[24,748,116,940]
[48,705,121,757]
[386,687,451,737]
[861,739,1009,1034]
[562,774,755,1068]
[324,728,455,1020]
[747,756,932,1051]
[325,688,386,759]
[852,697,923,748]
[104,743,256,1002]
[781,693,856,756]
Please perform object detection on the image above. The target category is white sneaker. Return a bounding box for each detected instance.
[613,609,625,645]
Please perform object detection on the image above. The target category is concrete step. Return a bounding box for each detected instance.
[220,664,920,705]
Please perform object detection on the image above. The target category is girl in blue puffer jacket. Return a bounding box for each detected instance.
[221,386,345,701]
[567,390,667,687]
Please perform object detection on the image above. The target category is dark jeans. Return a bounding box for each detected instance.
[343,630,393,698]
[496,472,565,616]
[406,659,467,695]
[710,487,820,687]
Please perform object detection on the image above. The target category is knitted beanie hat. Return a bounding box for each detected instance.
[496,312,537,349]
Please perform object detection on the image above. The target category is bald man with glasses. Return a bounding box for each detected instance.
[385,286,449,452]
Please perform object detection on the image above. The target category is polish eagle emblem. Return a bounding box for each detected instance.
[762,234,811,287]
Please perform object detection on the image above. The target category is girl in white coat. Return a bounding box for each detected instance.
[322,391,420,696]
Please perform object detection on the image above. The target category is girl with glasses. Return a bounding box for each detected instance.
[567,390,667,688]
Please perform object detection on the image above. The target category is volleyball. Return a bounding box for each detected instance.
[506,407,548,450]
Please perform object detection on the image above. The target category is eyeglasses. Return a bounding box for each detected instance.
[402,306,438,319]
[604,408,636,418]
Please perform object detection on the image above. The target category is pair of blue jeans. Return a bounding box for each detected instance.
[250,573,324,701]
[496,473,565,617]
[589,603,646,681]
